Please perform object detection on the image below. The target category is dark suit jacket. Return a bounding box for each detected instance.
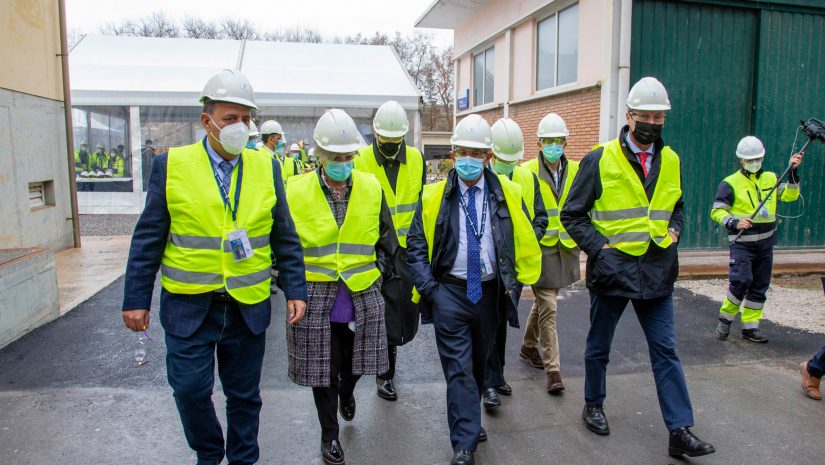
[406,168,532,329]
[122,142,307,338]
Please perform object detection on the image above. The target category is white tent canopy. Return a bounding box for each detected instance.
[70,35,421,109]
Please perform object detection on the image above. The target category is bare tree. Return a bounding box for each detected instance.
[99,12,179,38]
[264,26,323,43]
[182,16,222,39]
[220,18,261,40]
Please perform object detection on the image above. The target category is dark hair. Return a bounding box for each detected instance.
[262,133,277,144]
[144,139,152,145]
[203,100,216,115]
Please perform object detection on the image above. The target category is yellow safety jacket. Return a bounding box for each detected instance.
[509,165,537,220]
[161,143,276,304]
[590,139,682,256]
[287,170,383,292]
[355,144,424,248]
[522,158,580,248]
[411,174,541,303]
[258,147,297,182]
[710,169,799,243]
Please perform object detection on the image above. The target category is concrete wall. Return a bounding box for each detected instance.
[0,248,60,349]
[0,89,74,250]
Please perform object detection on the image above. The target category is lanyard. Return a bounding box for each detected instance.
[458,185,487,241]
[210,155,244,226]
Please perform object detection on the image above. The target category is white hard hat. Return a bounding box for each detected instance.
[248,121,260,137]
[736,136,766,160]
[96,143,105,149]
[313,109,361,153]
[626,77,671,111]
[199,69,258,110]
[451,114,492,150]
[490,118,524,161]
[373,100,409,138]
[79,171,89,178]
[537,113,569,138]
[289,143,300,152]
[260,120,284,136]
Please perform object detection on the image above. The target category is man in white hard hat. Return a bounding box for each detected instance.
[483,117,548,410]
[354,100,427,402]
[516,112,582,395]
[259,120,299,182]
[286,108,398,465]
[711,136,802,343]
[247,120,261,150]
[288,143,306,171]
[91,142,108,172]
[407,114,540,465]
[121,68,307,465]
[561,77,715,457]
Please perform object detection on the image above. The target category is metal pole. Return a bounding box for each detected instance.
[57,0,81,248]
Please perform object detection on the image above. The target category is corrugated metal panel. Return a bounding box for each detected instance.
[631,0,758,248]
[753,10,825,247]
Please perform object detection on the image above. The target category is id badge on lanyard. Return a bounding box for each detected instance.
[213,158,253,262]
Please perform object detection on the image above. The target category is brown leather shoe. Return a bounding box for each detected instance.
[546,371,565,394]
[520,345,543,369]
[801,362,822,400]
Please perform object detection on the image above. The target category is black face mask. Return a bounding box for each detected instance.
[378,140,401,157]
[631,121,663,145]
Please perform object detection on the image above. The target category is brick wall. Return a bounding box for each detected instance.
[456,85,602,162]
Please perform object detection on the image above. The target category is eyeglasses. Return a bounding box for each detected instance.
[377,135,404,144]
[630,112,667,123]
[134,329,154,366]
[540,137,566,145]
[454,148,487,159]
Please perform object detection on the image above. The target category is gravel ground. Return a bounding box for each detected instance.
[79,214,139,237]
[677,277,825,334]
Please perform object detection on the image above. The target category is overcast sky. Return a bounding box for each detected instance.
[66,0,453,47]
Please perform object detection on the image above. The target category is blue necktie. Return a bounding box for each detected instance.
[466,186,482,304]
[218,161,233,191]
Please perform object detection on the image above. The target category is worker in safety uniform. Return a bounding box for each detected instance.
[286,108,398,465]
[711,136,802,343]
[91,143,108,172]
[407,114,541,465]
[354,100,425,402]
[516,113,581,395]
[247,121,260,150]
[121,69,307,465]
[74,143,90,175]
[259,120,299,181]
[561,77,715,458]
[482,117,548,410]
[288,143,308,171]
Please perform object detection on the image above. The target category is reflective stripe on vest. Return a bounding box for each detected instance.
[162,144,276,304]
[287,170,383,292]
[355,144,424,248]
[590,139,681,256]
[523,158,580,248]
[718,170,798,242]
[411,174,541,303]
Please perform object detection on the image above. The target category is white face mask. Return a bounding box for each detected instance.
[207,115,249,156]
[743,159,762,173]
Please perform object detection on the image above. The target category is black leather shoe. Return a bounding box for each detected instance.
[668,427,715,458]
[376,378,398,401]
[321,439,345,465]
[495,383,512,396]
[450,450,475,465]
[478,426,487,443]
[742,329,769,343]
[482,388,501,409]
[339,395,356,422]
[582,404,610,435]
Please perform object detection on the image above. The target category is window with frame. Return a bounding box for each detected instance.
[473,46,495,106]
[536,3,579,91]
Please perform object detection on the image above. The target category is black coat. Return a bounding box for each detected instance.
[560,126,684,300]
[406,168,535,328]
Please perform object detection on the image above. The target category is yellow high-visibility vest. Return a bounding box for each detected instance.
[522,158,580,248]
[509,165,536,220]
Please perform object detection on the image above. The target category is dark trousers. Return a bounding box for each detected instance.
[312,323,362,442]
[378,345,397,380]
[808,345,825,378]
[433,279,499,451]
[584,292,694,432]
[483,317,507,389]
[728,243,774,305]
[165,298,266,465]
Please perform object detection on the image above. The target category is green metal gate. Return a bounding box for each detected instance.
[630,0,825,248]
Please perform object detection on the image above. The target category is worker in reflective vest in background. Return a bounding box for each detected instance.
[259,120,299,182]
[711,135,802,343]
[561,77,715,458]
[482,117,547,410]
[286,108,399,465]
[355,100,426,402]
[121,68,307,465]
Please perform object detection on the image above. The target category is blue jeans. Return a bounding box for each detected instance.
[165,298,267,465]
[584,292,694,432]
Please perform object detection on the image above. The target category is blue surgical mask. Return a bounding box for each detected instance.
[492,159,517,176]
[324,160,354,182]
[246,140,257,150]
[455,156,484,181]
[542,144,564,163]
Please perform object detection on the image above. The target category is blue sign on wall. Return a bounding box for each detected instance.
[457,88,469,111]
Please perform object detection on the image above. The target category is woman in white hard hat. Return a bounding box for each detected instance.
[286,109,398,465]
[710,136,802,343]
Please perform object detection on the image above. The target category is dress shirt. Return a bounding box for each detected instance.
[449,175,497,281]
